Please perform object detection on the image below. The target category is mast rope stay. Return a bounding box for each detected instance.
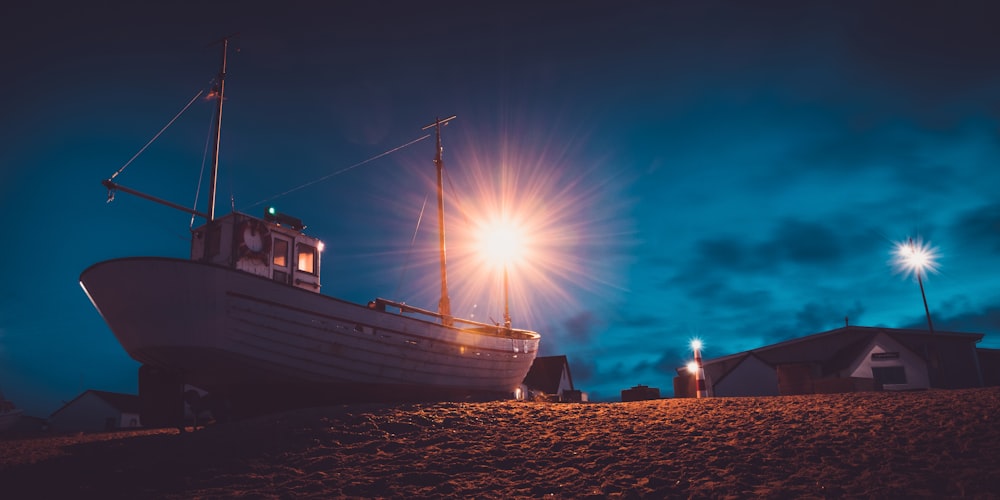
[191,103,219,228]
[393,194,429,300]
[107,88,207,184]
[241,133,432,211]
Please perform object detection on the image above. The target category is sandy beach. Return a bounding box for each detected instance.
[2,387,998,498]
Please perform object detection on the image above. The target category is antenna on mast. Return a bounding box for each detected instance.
[422,115,457,326]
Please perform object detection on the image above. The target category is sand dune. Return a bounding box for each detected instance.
[2,387,998,498]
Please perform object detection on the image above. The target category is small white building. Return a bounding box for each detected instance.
[49,390,141,432]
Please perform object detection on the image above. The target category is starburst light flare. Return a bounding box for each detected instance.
[892,237,939,280]
[690,338,703,352]
[890,236,939,333]
[382,117,633,330]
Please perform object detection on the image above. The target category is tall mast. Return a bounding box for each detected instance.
[207,37,229,221]
[423,116,457,326]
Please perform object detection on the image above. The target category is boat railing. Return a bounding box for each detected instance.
[370,298,538,339]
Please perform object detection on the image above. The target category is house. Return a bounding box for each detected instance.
[621,384,660,402]
[519,355,583,402]
[49,390,142,432]
[674,326,986,398]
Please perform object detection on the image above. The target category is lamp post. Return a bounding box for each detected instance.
[690,339,707,398]
[479,220,522,331]
[894,237,938,334]
[502,260,512,330]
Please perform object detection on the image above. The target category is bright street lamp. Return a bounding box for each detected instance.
[478,220,523,329]
[893,237,938,333]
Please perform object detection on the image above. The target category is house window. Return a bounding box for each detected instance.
[296,244,317,274]
[872,366,907,385]
[273,239,289,267]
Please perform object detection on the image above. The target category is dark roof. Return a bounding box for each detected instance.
[686,326,985,389]
[522,355,573,394]
[90,390,141,413]
[50,390,141,418]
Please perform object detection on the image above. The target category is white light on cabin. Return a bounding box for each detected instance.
[317,241,325,252]
[686,361,699,373]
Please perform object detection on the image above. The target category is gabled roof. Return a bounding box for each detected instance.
[90,390,141,413]
[683,326,984,387]
[522,355,573,394]
[50,390,141,418]
[751,326,978,365]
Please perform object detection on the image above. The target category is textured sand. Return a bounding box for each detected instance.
[2,388,998,498]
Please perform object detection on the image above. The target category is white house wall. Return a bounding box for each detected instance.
[714,355,779,397]
[558,369,573,395]
[848,333,930,391]
[119,412,141,429]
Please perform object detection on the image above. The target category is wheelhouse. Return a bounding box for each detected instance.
[190,210,322,293]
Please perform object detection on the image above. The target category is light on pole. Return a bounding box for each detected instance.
[893,237,938,333]
[478,220,523,330]
[690,338,707,398]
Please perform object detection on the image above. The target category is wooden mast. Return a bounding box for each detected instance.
[207,37,229,221]
[423,116,457,326]
[101,35,233,223]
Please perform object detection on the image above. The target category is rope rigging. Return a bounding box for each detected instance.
[191,102,219,228]
[108,88,206,182]
[241,133,432,211]
[393,194,430,300]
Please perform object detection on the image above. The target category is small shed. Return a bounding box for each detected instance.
[621,384,660,402]
[49,390,142,432]
[520,355,581,402]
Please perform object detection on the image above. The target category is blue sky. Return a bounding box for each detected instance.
[2,1,1000,414]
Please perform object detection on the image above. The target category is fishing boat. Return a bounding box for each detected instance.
[79,39,540,423]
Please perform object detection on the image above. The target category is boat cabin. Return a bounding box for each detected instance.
[190,209,322,293]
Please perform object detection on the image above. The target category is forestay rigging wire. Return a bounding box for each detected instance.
[241,134,432,211]
[191,101,219,228]
[393,194,429,300]
[108,89,206,181]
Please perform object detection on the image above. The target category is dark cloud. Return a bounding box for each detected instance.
[562,311,598,343]
[794,300,866,334]
[707,219,844,273]
[931,305,1000,336]
[950,203,1000,254]
[764,219,844,265]
[670,219,849,294]
[688,281,773,311]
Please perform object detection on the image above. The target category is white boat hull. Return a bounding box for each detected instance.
[80,257,539,403]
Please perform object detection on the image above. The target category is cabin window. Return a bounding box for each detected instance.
[273,239,289,267]
[872,366,907,385]
[296,244,317,274]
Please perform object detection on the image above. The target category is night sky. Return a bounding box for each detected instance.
[3,1,1000,415]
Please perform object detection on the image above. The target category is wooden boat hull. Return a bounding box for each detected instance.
[80,257,539,405]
